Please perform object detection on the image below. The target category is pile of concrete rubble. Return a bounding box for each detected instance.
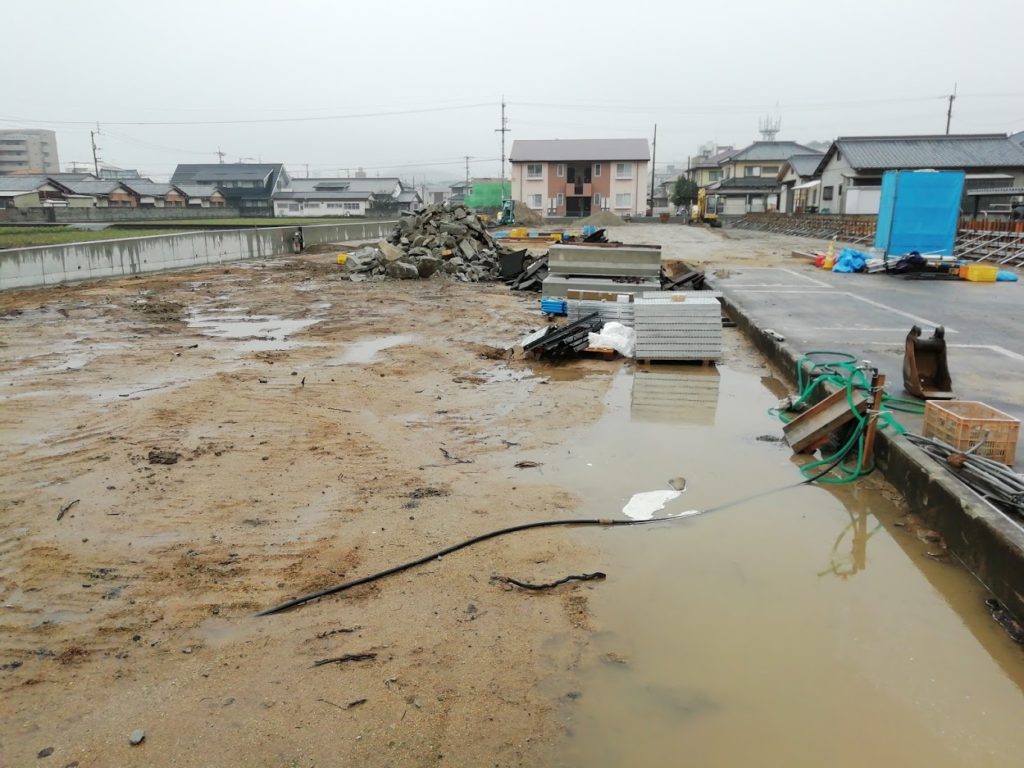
[342,203,507,282]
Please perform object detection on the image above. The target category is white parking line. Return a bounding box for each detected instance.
[719,267,832,289]
[862,342,1024,362]
[779,268,832,288]
[730,289,958,333]
[948,344,1024,363]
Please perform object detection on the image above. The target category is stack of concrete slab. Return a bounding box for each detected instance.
[633,296,722,361]
[541,244,662,297]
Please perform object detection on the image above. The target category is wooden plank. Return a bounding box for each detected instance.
[783,387,871,453]
[861,374,886,466]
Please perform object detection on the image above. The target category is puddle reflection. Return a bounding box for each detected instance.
[631,365,720,425]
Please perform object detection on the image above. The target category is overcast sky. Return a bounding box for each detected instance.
[4,0,1022,182]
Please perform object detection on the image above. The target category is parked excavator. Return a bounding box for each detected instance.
[903,325,954,399]
[690,188,723,227]
[496,199,516,226]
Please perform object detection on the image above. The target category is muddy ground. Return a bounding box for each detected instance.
[0,226,839,766]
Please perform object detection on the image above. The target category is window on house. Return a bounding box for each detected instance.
[593,193,602,206]
[614,192,631,208]
[838,184,843,196]
[305,201,321,208]
[761,166,779,175]
[709,170,721,181]
[744,166,761,177]
[836,150,841,162]
[556,164,564,177]
[527,164,542,179]
[822,186,834,201]
[594,163,602,177]
[344,202,360,210]
[556,192,564,207]
[528,193,542,208]
[615,162,632,179]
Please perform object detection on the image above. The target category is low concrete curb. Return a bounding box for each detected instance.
[713,281,1024,620]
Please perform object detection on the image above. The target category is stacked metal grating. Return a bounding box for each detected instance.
[633,296,723,361]
[565,299,635,326]
[522,313,603,360]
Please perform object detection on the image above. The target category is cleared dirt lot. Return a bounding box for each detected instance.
[0,253,638,767]
[12,225,1019,767]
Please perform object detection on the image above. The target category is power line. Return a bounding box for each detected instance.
[0,102,493,127]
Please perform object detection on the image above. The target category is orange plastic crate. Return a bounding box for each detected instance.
[958,263,998,282]
[922,400,1019,464]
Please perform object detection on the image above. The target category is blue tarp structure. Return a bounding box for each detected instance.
[874,170,964,256]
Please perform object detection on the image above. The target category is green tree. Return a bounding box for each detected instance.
[670,177,699,208]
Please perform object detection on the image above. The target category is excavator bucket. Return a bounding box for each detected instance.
[903,325,954,399]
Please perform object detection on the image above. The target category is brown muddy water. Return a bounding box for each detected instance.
[536,364,1024,767]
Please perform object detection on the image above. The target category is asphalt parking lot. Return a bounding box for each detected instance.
[709,261,1024,465]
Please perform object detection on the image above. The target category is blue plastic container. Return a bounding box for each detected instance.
[540,297,568,316]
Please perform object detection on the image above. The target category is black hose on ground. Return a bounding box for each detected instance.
[257,439,860,617]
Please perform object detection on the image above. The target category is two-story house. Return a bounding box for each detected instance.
[685,146,735,188]
[707,141,821,215]
[509,138,649,218]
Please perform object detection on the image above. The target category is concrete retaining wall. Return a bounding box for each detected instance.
[0,206,244,223]
[0,220,396,290]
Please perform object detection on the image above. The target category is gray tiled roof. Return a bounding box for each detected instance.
[786,154,824,177]
[726,142,822,162]
[49,173,99,181]
[0,175,57,192]
[124,181,178,196]
[61,180,128,195]
[714,177,780,190]
[288,177,400,195]
[171,163,282,184]
[331,177,400,195]
[510,138,650,162]
[689,147,737,169]
[830,134,1024,171]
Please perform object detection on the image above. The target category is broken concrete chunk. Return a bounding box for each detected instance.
[385,260,420,280]
[379,241,406,262]
[416,256,443,278]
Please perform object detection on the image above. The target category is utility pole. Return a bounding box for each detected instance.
[90,124,101,178]
[945,83,957,135]
[495,96,511,202]
[216,147,225,164]
[649,123,657,215]
[464,155,471,189]
[304,163,309,178]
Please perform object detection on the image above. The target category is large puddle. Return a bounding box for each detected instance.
[540,364,1024,767]
[327,334,419,365]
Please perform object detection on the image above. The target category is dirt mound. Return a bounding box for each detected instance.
[579,211,625,227]
[513,202,543,226]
